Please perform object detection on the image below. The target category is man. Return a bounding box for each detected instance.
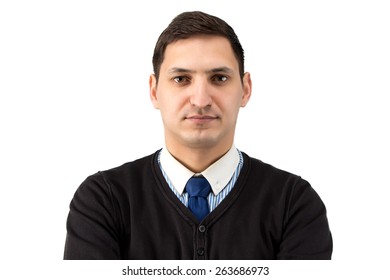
[64,11,332,260]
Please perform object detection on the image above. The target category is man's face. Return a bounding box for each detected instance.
[150,35,251,152]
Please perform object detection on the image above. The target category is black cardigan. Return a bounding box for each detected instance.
[64,151,332,259]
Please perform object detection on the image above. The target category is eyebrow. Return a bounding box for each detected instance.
[167,66,234,75]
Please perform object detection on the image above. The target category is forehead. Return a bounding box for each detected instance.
[161,35,239,71]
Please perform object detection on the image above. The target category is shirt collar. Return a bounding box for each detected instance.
[159,145,240,195]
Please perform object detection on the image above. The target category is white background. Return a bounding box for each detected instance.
[1,0,389,279]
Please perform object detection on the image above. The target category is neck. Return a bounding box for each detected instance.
[166,143,232,173]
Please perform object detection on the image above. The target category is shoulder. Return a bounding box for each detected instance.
[99,151,159,182]
[242,152,304,184]
[75,151,160,196]
[240,152,320,200]
[241,152,330,233]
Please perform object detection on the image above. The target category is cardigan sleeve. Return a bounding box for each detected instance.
[64,173,122,260]
[277,178,333,260]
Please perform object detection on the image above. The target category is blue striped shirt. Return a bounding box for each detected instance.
[158,148,244,212]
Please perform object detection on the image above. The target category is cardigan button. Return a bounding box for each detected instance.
[197,248,204,256]
[198,225,206,232]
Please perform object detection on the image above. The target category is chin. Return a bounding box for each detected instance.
[182,135,221,149]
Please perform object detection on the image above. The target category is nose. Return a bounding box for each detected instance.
[189,80,212,108]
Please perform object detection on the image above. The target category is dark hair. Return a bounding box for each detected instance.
[152,11,245,81]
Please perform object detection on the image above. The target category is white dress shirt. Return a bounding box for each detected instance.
[158,145,243,212]
[160,145,240,195]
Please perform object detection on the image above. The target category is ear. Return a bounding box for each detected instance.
[149,74,159,109]
[240,72,252,107]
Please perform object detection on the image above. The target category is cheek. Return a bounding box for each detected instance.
[159,98,185,119]
[218,94,242,113]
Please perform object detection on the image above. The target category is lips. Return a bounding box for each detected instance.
[187,115,217,120]
[185,115,218,124]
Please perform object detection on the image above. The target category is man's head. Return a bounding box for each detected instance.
[152,11,245,82]
[149,11,251,165]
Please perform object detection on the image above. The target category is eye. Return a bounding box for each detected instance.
[173,76,190,84]
[212,75,228,83]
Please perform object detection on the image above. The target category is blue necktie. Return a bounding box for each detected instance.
[185,176,211,221]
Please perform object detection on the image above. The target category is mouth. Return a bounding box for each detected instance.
[185,115,218,124]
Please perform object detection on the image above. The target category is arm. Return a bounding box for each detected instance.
[277,179,333,260]
[64,173,122,260]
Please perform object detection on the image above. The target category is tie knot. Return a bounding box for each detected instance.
[185,176,211,198]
